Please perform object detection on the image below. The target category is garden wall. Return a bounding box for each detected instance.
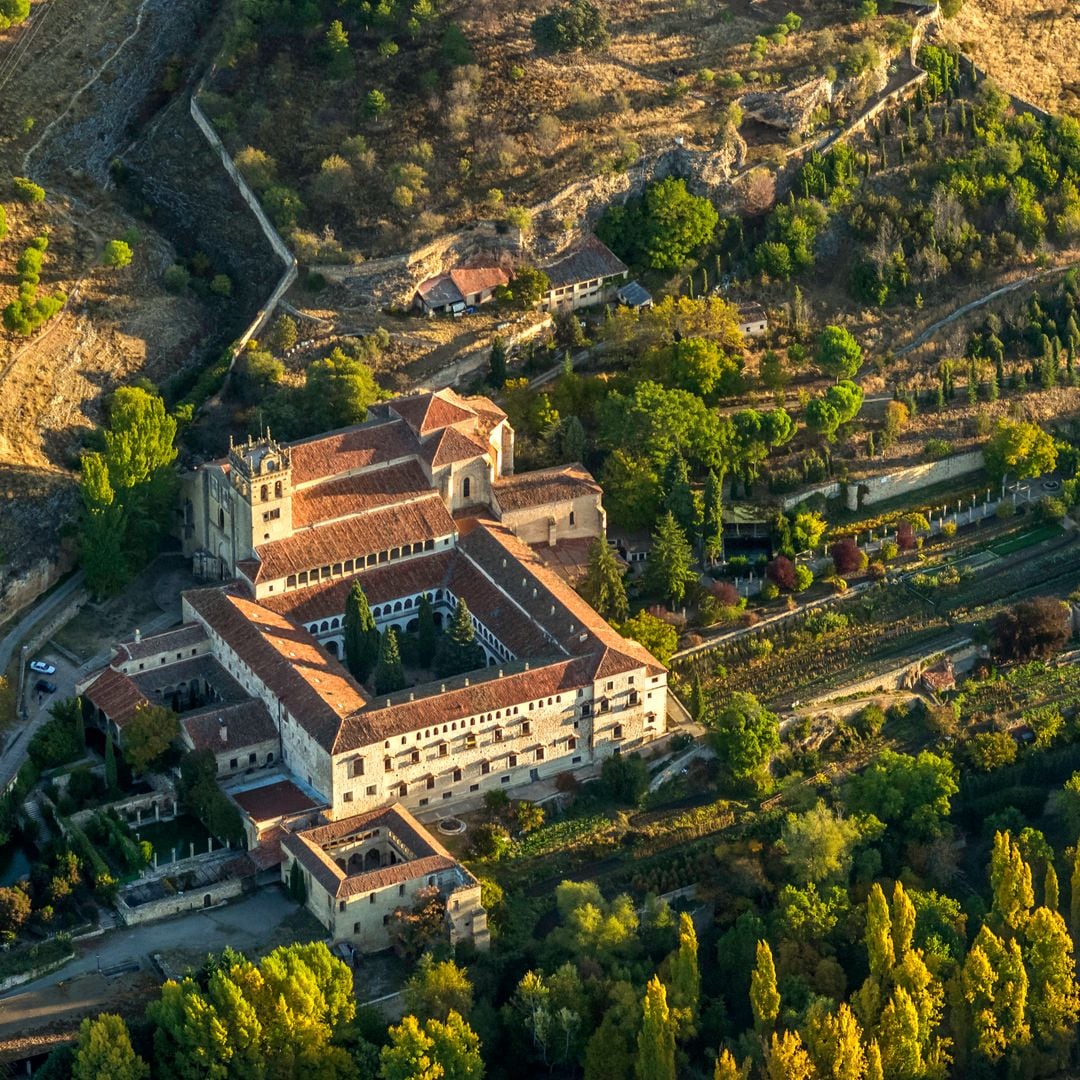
[850,450,984,509]
[115,875,245,926]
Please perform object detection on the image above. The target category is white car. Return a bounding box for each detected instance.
[29,660,56,675]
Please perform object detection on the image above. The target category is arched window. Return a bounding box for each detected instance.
[462,477,471,499]
[330,617,340,629]
[372,606,381,617]
[275,481,282,499]
[320,621,329,633]
[260,484,268,501]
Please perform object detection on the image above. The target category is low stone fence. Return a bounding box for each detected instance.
[116,876,246,927]
[115,851,248,926]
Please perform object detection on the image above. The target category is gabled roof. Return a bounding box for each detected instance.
[390,389,478,437]
[415,273,464,308]
[252,495,456,583]
[448,266,511,298]
[291,460,433,528]
[492,463,601,515]
[115,624,207,663]
[422,426,490,469]
[288,419,420,486]
[542,236,627,289]
[232,779,321,823]
[181,699,278,753]
[282,803,459,899]
[184,588,368,751]
[82,667,150,727]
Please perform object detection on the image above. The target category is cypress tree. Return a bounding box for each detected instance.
[373,628,407,696]
[580,536,628,622]
[416,595,438,667]
[344,582,379,683]
[662,452,696,534]
[1046,862,1060,911]
[435,599,485,677]
[104,731,118,795]
[635,976,676,1080]
[488,336,508,387]
[702,469,724,562]
[288,858,307,904]
[647,512,695,608]
[664,912,700,1039]
[688,672,706,723]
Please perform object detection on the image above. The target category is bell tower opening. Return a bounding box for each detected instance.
[227,432,294,559]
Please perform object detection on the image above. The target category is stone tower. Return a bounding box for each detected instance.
[228,433,293,555]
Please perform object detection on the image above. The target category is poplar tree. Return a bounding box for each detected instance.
[1070,844,1080,940]
[764,1030,814,1080]
[865,1040,883,1080]
[866,883,895,978]
[636,976,676,1080]
[72,1014,149,1080]
[374,628,407,696]
[804,1001,865,1080]
[664,912,700,1039]
[1026,906,1080,1063]
[750,940,780,1035]
[714,1049,749,1080]
[891,880,916,959]
[956,926,1029,1066]
[580,536,629,622]
[990,830,1034,935]
[878,986,922,1080]
[1046,862,1060,911]
[344,582,380,683]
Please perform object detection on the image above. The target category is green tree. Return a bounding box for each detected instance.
[781,800,866,884]
[268,314,298,354]
[764,1031,814,1080]
[0,883,31,936]
[302,350,381,432]
[815,325,863,382]
[600,179,718,270]
[663,912,700,1039]
[706,691,780,789]
[289,857,308,904]
[531,0,609,54]
[488,337,508,387]
[0,0,30,30]
[661,452,697,532]
[956,925,1029,1066]
[580,536,628,621]
[646,511,696,606]
[866,882,896,978]
[990,830,1035,935]
[416,595,438,666]
[843,749,957,840]
[1046,862,1060,911]
[617,611,678,665]
[1026,906,1080,1062]
[435,599,486,677]
[804,1002,866,1080]
[122,704,179,774]
[103,240,133,268]
[104,730,118,795]
[374,628,407,695]
[365,89,389,119]
[636,976,676,1080]
[600,751,649,805]
[403,955,474,1023]
[324,19,351,76]
[73,1014,148,1080]
[344,582,380,683]
[878,987,922,1080]
[984,418,1057,484]
[750,940,781,1034]
[702,469,724,561]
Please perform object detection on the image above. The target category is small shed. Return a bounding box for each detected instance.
[617,281,653,309]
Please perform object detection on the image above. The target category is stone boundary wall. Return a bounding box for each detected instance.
[780,481,843,511]
[116,876,246,927]
[189,85,298,360]
[852,450,984,508]
[0,947,75,994]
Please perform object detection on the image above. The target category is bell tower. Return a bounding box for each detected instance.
[228,432,293,556]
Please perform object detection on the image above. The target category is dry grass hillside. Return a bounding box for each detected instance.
[943,0,1080,114]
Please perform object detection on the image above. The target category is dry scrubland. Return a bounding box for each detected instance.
[944,0,1080,115]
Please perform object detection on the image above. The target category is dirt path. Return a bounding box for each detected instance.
[896,257,1080,356]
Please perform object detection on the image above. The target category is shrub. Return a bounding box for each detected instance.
[996,501,1016,519]
[766,555,797,591]
[831,537,867,576]
[760,580,780,600]
[102,240,132,268]
[1034,496,1066,523]
[532,0,609,54]
[794,565,813,592]
[163,264,190,292]
[867,560,886,581]
[12,176,44,203]
[924,438,952,460]
[941,521,958,538]
[854,703,886,738]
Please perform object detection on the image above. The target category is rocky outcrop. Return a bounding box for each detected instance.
[740,77,834,133]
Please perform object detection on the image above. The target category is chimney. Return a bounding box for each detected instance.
[409,692,415,701]
[218,717,227,744]
[524,661,530,671]
[441,684,446,693]
[498,669,503,678]
[464,677,470,686]
[134,628,141,644]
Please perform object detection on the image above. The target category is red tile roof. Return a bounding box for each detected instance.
[252,495,455,583]
[232,779,321,823]
[82,667,150,727]
[282,803,460,898]
[492,463,601,514]
[181,699,278,753]
[390,390,478,436]
[260,552,454,625]
[423,427,489,469]
[288,419,419,486]
[184,587,368,750]
[291,460,433,528]
[116,624,207,663]
[448,266,510,299]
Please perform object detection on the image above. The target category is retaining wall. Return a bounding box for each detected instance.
[115,876,245,926]
[851,450,984,508]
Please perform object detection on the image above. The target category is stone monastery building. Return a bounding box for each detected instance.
[79,388,669,951]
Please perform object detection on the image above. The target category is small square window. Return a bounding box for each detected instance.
[366,785,377,796]
[501,775,510,784]
[420,797,429,806]
[442,791,452,800]
[470,784,479,792]
[572,755,582,764]
[344,792,354,803]
[229,758,238,770]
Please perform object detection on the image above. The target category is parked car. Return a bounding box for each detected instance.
[29,660,56,675]
[34,680,58,694]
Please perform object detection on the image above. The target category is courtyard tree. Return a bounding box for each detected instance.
[992,597,1070,663]
[435,599,485,677]
[416,595,438,666]
[984,418,1057,484]
[344,582,380,682]
[647,511,696,606]
[72,1014,148,1080]
[580,536,628,622]
[706,691,780,790]
[815,325,863,382]
[122,704,180,774]
[374,628,407,695]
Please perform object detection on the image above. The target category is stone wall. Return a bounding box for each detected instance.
[850,450,984,508]
[115,875,246,926]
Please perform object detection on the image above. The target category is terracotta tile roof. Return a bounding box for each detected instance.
[252,495,456,583]
[530,537,595,586]
[448,266,510,299]
[184,587,368,750]
[335,657,585,752]
[492,463,601,514]
[248,826,288,870]
[423,426,489,469]
[181,699,278,753]
[82,667,150,727]
[390,390,478,436]
[282,803,460,898]
[288,419,419,486]
[291,460,433,528]
[416,273,463,307]
[233,779,321,823]
[542,236,627,289]
[116,624,207,663]
[131,654,249,706]
[260,552,454,625]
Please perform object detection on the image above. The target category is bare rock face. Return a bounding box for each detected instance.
[739,77,835,133]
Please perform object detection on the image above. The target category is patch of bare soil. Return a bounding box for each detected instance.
[942,0,1080,115]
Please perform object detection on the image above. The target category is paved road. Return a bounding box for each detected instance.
[0,573,84,674]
